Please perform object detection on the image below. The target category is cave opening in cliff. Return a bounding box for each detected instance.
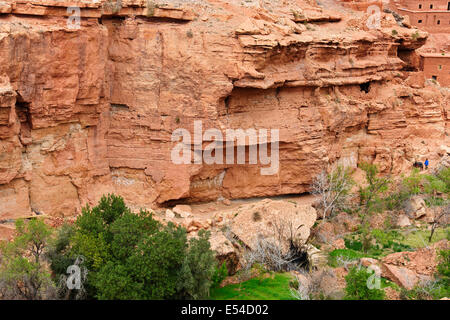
[15,95,32,128]
[110,103,130,112]
[359,81,371,93]
[287,241,311,271]
[224,95,230,112]
[160,198,191,208]
[14,96,32,143]
[398,48,419,71]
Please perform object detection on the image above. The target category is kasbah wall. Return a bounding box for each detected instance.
[392,0,450,33]
[420,54,450,84]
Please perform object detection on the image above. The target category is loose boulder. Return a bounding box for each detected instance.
[173,204,192,218]
[381,264,419,290]
[404,196,427,219]
[209,232,240,275]
[396,214,411,228]
[381,240,448,289]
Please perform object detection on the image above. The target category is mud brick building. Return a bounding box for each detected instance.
[389,0,450,86]
[339,0,450,86]
[390,0,450,32]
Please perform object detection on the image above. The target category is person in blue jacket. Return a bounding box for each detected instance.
[424,159,429,170]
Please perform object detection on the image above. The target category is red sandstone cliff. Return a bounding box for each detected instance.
[0,0,448,220]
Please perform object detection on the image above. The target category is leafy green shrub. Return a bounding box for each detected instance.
[212,262,228,288]
[400,280,448,300]
[344,238,363,251]
[436,167,450,192]
[49,194,218,300]
[437,249,450,286]
[47,223,76,276]
[423,175,447,196]
[210,272,295,300]
[344,266,385,300]
[402,168,422,195]
[371,229,410,251]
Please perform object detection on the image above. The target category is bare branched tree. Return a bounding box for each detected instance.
[242,217,310,273]
[311,165,354,220]
[429,204,449,243]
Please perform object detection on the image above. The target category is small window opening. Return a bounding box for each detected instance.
[359,82,371,93]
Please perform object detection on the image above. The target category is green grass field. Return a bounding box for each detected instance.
[400,227,449,248]
[210,272,296,300]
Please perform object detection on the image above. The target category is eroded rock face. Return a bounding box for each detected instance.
[0,0,449,219]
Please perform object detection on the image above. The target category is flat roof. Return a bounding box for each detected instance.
[419,53,450,57]
[398,8,450,13]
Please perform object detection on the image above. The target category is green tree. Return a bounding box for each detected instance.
[49,194,218,300]
[0,219,54,300]
[176,230,217,299]
[358,163,390,252]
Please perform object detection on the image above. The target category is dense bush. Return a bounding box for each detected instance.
[436,167,450,192]
[211,262,228,289]
[49,194,218,300]
[402,168,423,195]
[344,266,385,300]
[437,249,450,286]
